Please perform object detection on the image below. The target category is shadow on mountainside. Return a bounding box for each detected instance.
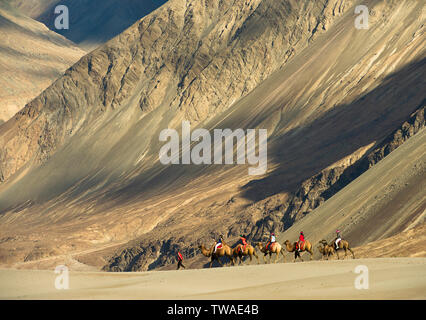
[240,57,425,202]
[0,58,424,222]
[103,58,425,208]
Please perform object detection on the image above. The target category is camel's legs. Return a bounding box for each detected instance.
[210,256,223,268]
[275,252,280,263]
[281,249,286,263]
[262,253,267,264]
[217,258,223,267]
[254,252,259,264]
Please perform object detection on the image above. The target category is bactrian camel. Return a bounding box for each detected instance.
[318,240,335,260]
[232,244,259,265]
[284,240,314,262]
[199,243,234,268]
[256,242,286,263]
[324,238,355,259]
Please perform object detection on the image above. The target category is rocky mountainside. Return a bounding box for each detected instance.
[0,0,357,194]
[0,0,85,123]
[106,106,425,271]
[10,0,168,50]
[0,0,424,271]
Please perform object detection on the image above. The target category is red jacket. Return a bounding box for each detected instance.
[240,237,247,245]
[299,234,305,242]
[177,252,183,261]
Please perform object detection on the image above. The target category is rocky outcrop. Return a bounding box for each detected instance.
[104,239,189,271]
[0,0,352,183]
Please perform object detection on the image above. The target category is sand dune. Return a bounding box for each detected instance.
[1,258,425,299]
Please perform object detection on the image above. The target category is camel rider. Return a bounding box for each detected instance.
[240,235,248,253]
[297,231,305,252]
[266,232,276,252]
[335,229,342,250]
[214,236,223,254]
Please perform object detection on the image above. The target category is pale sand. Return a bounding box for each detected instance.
[0,258,425,300]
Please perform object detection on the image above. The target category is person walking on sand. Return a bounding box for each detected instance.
[177,251,185,270]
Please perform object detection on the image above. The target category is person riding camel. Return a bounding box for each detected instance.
[266,232,276,252]
[297,231,305,252]
[335,229,342,250]
[214,235,223,254]
[240,234,248,253]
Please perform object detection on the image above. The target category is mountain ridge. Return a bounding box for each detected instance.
[0,0,85,123]
[9,0,168,50]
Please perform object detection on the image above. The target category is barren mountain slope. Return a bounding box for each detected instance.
[127,116,426,271]
[10,0,168,50]
[354,223,426,259]
[0,0,359,184]
[0,1,85,123]
[6,0,57,17]
[277,126,425,258]
[0,0,424,271]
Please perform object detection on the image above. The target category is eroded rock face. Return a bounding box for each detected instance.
[249,106,425,238]
[0,0,352,184]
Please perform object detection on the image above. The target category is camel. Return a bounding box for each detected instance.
[318,240,335,260]
[284,240,314,262]
[256,242,286,263]
[199,243,234,268]
[326,238,355,259]
[232,244,259,265]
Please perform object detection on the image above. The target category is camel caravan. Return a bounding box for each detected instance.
[198,230,355,267]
